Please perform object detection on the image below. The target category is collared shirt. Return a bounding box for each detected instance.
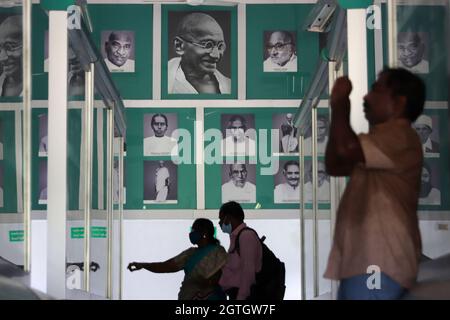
[422,137,439,154]
[263,54,297,72]
[221,181,256,204]
[219,223,263,300]
[274,183,300,203]
[324,118,423,289]
[398,59,429,74]
[104,58,135,73]
[143,135,178,156]
[167,57,231,94]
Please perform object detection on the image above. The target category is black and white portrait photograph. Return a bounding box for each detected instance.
[273,113,298,155]
[263,30,297,73]
[101,30,135,73]
[167,10,231,94]
[38,113,48,157]
[221,163,256,204]
[113,158,126,205]
[397,32,429,74]
[221,114,256,157]
[0,165,3,208]
[304,114,329,155]
[413,114,440,157]
[304,159,330,203]
[44,31,85,96]
[143,113,178,156]
[143,160,177,204]
[419,160,441,206]
[38,160,47,205]
[0,14,22,97]
[274,160,300,204]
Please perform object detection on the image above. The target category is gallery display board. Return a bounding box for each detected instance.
[30,4,153,100]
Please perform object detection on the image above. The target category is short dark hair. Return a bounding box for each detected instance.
[151,113,168,126]
[228,115,247,131]
[381,68,426,122]
[219,201,245,222]
[283,160,299,171]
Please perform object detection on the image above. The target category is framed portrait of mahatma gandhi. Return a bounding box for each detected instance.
[162,6,237,99]
[263,30,297,73]
[101,30,136,73]
[143,160,178,204]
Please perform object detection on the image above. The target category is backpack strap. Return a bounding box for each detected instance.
[232,227,261,256]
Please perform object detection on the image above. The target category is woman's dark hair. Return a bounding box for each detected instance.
[192,218,219,245]
[381,68,426,122]
[219,201,245,222]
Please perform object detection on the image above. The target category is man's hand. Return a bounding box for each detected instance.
[128,262,143,272]
[331,76,353,109]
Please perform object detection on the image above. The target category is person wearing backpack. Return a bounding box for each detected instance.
[218,201,263,300]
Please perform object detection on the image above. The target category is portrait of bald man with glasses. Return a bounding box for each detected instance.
[0,14,23,97]
[168,11,231,94]
[263,30,297,73]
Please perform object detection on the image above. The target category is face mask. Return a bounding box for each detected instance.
[189,231,202,245]
[220,223,232,234]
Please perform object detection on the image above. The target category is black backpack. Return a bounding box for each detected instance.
[233,227,286,300]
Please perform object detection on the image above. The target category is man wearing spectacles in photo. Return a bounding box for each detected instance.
[263,30,297,73]
[168,12,231,94]
[0,15,22,97]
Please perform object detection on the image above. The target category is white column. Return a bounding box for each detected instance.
[47,10,68,299]
[347,9,369,134]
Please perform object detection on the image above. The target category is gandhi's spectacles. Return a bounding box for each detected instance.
[266,42,292,51]
[178,36,226,53]
[0,42,22,53]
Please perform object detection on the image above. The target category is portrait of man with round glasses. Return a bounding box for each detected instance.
[167,11,231,94]
[263,30,297,73]
[0,14,23,97]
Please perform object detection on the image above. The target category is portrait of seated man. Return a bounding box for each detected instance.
[143,113,178,156]
[143,160,177,204]
[0,15,23,97]
[419,162,441,205]
[168,12,231,94]
[263,30,297,73]
[397,32,429,74]
[222,163,256,204]
[304,114,329,155]
[274,160,300,203]
[221,114,256,156]
[279,113,298,153]
[413,114,439,155]
[103,30,135,73]
[304,160,330,203]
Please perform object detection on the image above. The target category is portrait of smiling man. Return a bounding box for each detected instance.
[103,30,135,73]
[0,14,23,97]
[168,11,231,94]
[397,32,429,74]
[263,30,297,73]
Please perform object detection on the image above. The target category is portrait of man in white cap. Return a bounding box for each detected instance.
[413,114,439,155]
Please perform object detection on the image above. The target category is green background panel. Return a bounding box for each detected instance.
[125,108,196,209]
[31,4,153,100]
[246,4,319,99]
[382,5,448,101]
[161,5,238,100]
[32,109,81,211]
[204,107,330,210]
[0,111,18,213]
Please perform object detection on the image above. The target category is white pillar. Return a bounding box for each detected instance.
[47,10,68,299]
[347,9,369,134]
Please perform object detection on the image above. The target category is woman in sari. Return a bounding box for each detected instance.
[127,218,227,300]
